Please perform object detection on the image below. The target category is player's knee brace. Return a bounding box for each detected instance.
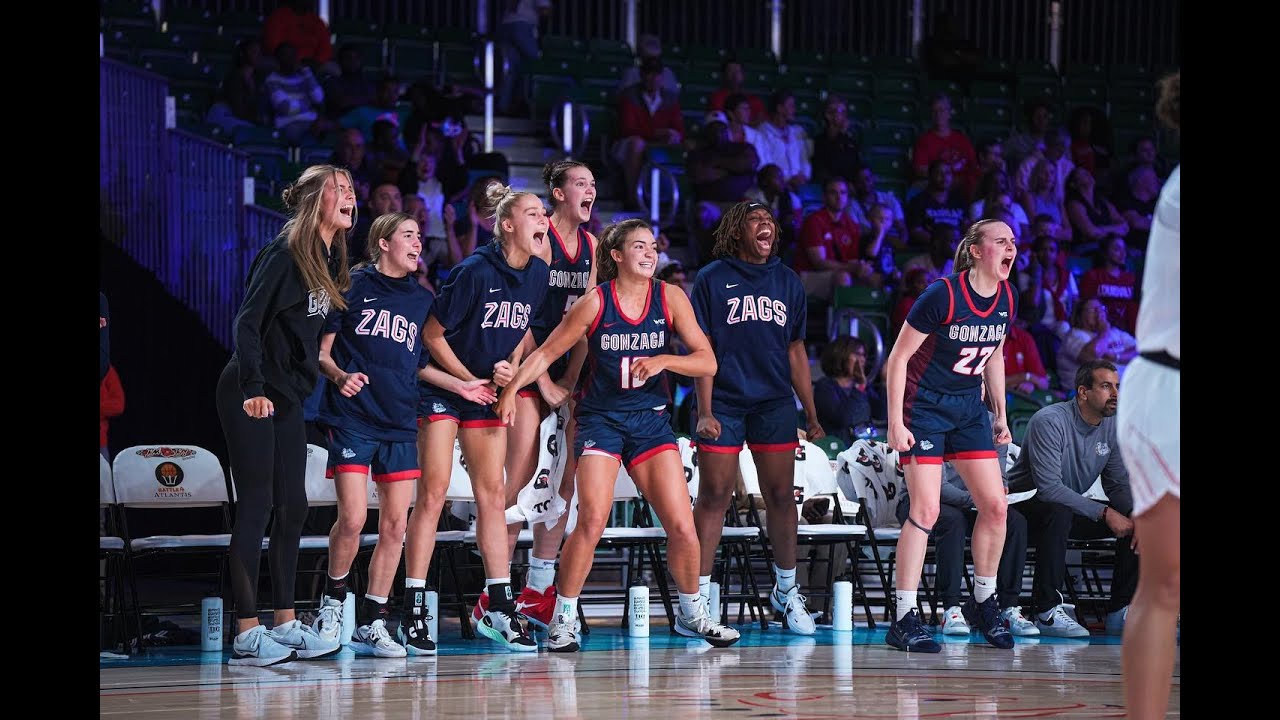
[906,515,933,536]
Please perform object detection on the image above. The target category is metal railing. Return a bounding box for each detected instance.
[100,59,168,273]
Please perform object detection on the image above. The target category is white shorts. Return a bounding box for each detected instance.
[1116,356,1180,516]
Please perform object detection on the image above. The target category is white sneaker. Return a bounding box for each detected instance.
[270,619,341,660]
[350,619,407,658]
[477,607,538,652]
[674,597,741,648]
[545,613,581,653]
[1035,601,1091,638]
[228,625,297,667]
[999,606,1041,636]
[770,585,816,636]
[311,596,344,645]
[940,605,971,635]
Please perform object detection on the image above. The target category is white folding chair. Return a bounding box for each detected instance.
[111,444,233,648]
[100,454,139,652]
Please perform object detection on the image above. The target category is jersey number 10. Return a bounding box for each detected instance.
[620,356,646,389]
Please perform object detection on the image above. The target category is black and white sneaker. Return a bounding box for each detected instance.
[545,613,581,653]
[674,599,741,648]
[478,607,539,652]
[398,587,438,656]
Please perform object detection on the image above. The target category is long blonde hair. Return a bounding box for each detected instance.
[954,219,1004,273]
[280,165,352,311]
[595,218,652,282]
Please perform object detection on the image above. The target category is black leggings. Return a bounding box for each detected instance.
[216,361,310,619]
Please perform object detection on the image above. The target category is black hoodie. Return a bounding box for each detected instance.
[230,233,341,403]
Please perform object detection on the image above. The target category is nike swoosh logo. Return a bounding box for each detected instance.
[364,297,377,302]
[489,288,500,293]
[726,283,739,289]
[602,321,618,328]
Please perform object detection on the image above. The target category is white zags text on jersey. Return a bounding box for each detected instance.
[725,295,788,326]
[947,323,1006,343]
[355,309,420,352]
[549,269,589,289]
[600,331,667,352]
[481,301,533,330]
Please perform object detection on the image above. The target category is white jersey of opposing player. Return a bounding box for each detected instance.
[1135,165,1179,359]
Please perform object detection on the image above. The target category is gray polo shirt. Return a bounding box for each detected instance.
[1006,401,1133,520]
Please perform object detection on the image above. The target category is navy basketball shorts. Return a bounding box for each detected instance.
[326,425,419,483]
[417,385,501,429]
[902,386,996,465]
[574,406,677,471]
[698,396,800,455]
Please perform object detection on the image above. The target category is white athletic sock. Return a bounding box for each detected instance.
[527,556,557,593]
[556,595,578,619]
[678,592,702,619]
[773,564,797,594]
[895,591,918,621]
[698,575,712,599]
[405,577,426,589]
[974,575,997,604]
[365,593,388,604]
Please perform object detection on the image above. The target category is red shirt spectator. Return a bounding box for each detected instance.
[1079,267,1139,334]
[100,365,125,451]
[617,85,685,143]
[708,61,767,125]
[710,89,766,125]
[263,1,333,65]
[891,268,930,338]
[1003,323,1047,379]
[912,95,979,197]
[795,208,861,272]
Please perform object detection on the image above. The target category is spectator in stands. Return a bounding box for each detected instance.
[811,94,864,188]
[861,202,898,290]
[1057,299,1137,386]
[968,168,1030,239]
[709,59,767,125]
[1004,316,1052,396]
[1019,159,1073,243]
[262,0,335,75]
[891,267,929,339]
[742,164,802,252]
[614,57,684,209]
[906,160,967,249]
[348,182,403,264]
[265,42,330,144]
[367,117,410,186]
[100,363,125,461]
[1016,126,1074,205]
[975,138,1007,182]
[328,128,374,205]
[657,261,692,297]
[324,44,377,120]
[340,75,404,151]
[618,34,680,94]
[757,90,811,190]
[1111,136,1171,197]
[795,176,873,301]
[722,94,764,150]
[813,336,872,446]
[912,93,979,198]
[1116,165,1160,252]
[1068,106,1111,178]
[450,175,505,266]
[689,112,760,240]
[495,0,552,115]
[902,222,959,284]
[399,128,448,256]
[1005,98,1053,174]
[1018,234,1076,375]
[847,165,908,250]
[1079,235,1139,335]
[1006,360,1138,638]
[208,38,268,133]
[1065,167,1128,252]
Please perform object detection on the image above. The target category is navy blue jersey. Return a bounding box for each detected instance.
[577,280,672,414]
[531,224,593,345]
[905,270,1016,396]
[427,242,550,381]
[318,266,433,441]
[690,256,807,410]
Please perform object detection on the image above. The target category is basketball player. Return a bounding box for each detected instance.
[496,218,741,652]
[1118,71,1179,720]
[399,185,550,653]
[688,201,825,635]
[883,219,1019,652]
[311,213,494,657]
[214,165,353,665]
[475,159,599,630]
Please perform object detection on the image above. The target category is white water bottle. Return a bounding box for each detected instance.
[832,578,853,631]
[707,581,721,624]
[341,592,356,645]
[627,582,650,637]
[201,597,223,652]
[426,589,440,643]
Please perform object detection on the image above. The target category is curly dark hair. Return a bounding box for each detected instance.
[711,201,779,259]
